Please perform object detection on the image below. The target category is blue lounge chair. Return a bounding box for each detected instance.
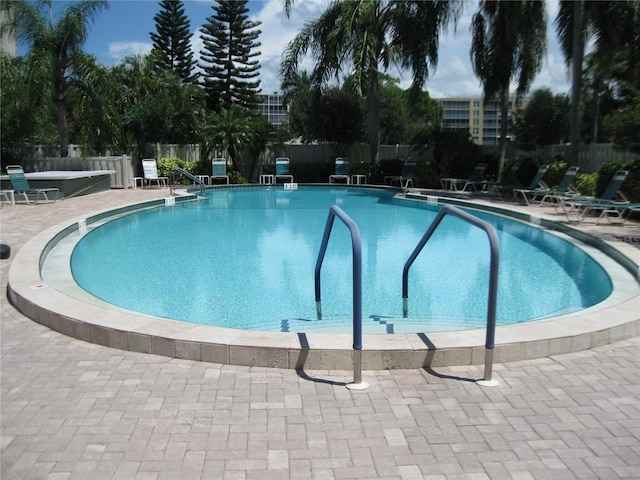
[481,161,521,196]
[535,166,580,206]
[5,165,58,204]
[560,170,630,223]
[440,163,487,192]
[329,157,350,184]
[586,202,640,225]
[511,164,550,205]
[385,159,417,188]
[211,158,230,185]
[142,159,168,188]
[274,157,294,183]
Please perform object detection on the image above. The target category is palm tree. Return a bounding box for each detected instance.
[202,106,267,179]
[470,0,547,177]
[10,0,108,157]
[281,0,460,167]
[555,1,635,163]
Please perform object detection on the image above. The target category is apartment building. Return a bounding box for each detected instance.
[439,95,526,145]
[256,91,526,145]
[256,92,288,129]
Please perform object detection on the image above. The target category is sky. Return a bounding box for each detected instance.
[35,0,573,99]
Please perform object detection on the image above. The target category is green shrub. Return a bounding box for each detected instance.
[544,158,569,189]
[228,170,247,184]
[573,173,597,197]
[157,157,183,177]
[157,157,199,184]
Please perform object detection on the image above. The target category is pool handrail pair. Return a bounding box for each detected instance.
[315,203,500,386]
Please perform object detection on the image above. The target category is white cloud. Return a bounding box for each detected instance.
[251,0,326,93]
[250,0,570,99]
[108,41,153,62]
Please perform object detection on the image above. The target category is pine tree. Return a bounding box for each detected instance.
[150,0,197,84]
[200,0,261,111]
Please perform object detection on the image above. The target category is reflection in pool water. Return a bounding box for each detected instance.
[70,187,612,333]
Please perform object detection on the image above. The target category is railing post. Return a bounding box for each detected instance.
[315,205,368,390]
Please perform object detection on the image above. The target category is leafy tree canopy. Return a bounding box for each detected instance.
[514,88,570,149]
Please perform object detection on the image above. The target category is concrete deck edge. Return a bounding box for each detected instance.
[7,192,640,370]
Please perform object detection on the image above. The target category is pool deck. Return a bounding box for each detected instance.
[2,186,639,479]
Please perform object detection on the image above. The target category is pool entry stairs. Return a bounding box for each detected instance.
[314,203,501,386]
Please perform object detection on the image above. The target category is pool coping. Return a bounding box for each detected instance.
[7,187,640,370]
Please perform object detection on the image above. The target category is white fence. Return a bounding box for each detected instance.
[18,142,638,188]
[528,144,638,172]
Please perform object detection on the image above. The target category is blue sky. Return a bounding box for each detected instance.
[37,0,572,99]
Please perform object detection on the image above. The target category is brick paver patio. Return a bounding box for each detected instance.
[1,188,638,479]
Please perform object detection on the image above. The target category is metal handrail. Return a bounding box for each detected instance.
[169,168,205,196]
[402,205,500,385]
[315,205,366,388]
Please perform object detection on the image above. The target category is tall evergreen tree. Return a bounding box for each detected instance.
[150,0,197,84]
[200,0,261,112]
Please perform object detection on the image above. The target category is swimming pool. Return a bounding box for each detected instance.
[66,186,612,334]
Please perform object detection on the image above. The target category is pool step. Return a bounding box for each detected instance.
[279,315,486,334]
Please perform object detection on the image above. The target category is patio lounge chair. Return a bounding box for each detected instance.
[583,202,640,225]
[440,163,487,192]
[274,158,294,183]
[535,166,581,206]
[559,170,630,223]
[481,161,521,196]
[5,165,58,204]
[142,159,168,188]
[385,159,417,188]
[211,158,230,185]
[510,164,551,204]
[329,157,350,184]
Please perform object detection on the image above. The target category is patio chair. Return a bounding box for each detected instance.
[329,157,350,184]
[142,159,168,188]
[211,158,230,185]
[510,164,551,204]
[535,166,581,206]
[583,202,640,226]
[5,165,58,204]
[559,170,630,223]
[440,163,487,192]
[385,159,417,188]
[480,161,521,196]
[274,157,294,183]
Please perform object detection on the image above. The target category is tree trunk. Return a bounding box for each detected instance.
[591,76,601,143]
[569,0,585,165]
[498,88,509,181]
[54,97,69,158]
[367,70,380,168]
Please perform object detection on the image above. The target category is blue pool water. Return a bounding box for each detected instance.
[70,186,612,333]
